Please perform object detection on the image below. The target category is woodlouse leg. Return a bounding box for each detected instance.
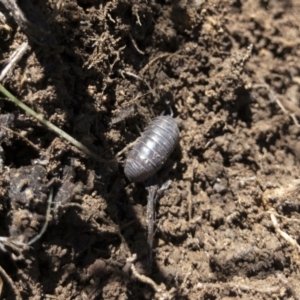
[115,141,135,158]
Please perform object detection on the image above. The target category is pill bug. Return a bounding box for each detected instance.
[124,115,180,182]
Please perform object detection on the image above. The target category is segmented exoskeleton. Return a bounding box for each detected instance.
[124,115,180,182]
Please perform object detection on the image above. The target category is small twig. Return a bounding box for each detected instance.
[44,295,56,299]
[132,10,142,26]
[0,265,22,300]
[0,275,3,298]
[196,281,281,295]
[140,53,171,76]
[145,184,158,268]
[106,13,116,24]
[130,257,176,300]
[267,211,300,224]
[27,188,53,245]
[0,237,26,248]
[270,211,300,253]
[0,42,28,81]
[120,69,143,81]
[131,262,161,291]
[252,84,300,127]
[186,182,192,221]
[0,83,107,163]
[129,33,145,55]
[268,88,288,114]
[290,113,300,127]
[120,69,158,104]
[145,180,172,269]
[0,125,40,152]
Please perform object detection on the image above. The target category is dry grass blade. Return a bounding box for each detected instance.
[0,83,106,163]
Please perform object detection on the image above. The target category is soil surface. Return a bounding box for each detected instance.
[0,0,300,299]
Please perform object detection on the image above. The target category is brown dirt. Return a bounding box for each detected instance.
[0,0,300,299]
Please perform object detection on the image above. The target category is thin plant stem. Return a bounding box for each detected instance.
[0,83,106,163]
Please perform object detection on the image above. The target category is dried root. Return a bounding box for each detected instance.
[128,254,176,300]
[262,182,300,265]
[0,265,22,300]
